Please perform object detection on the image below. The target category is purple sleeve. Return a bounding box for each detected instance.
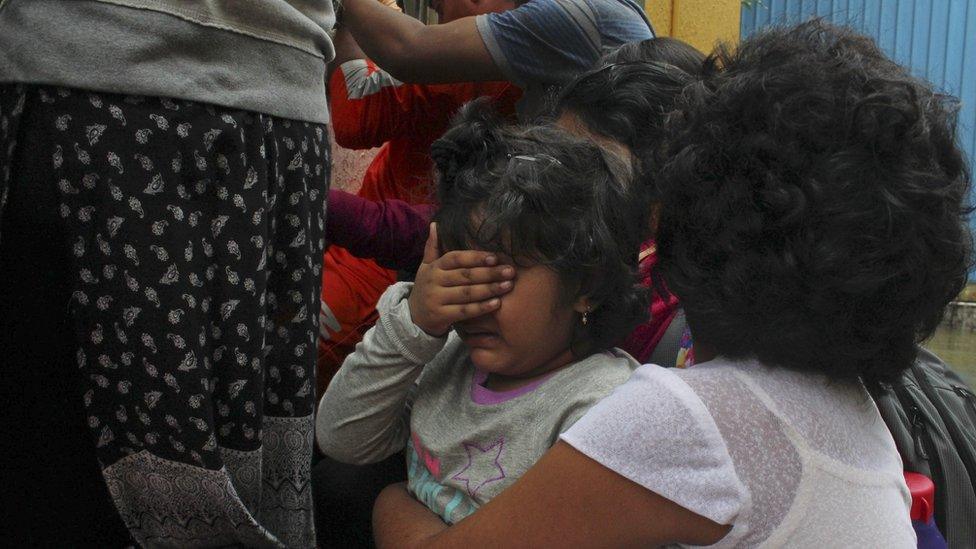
[327,189,433,271]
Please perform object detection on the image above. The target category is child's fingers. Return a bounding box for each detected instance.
[437,265,515,287]
[442,299,502,322]
[420,223,441,265]
[436,250,499,270]
[439,280,513,305]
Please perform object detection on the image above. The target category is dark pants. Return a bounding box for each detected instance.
[1,83,329,546]
[0,108,131,546]
[313,451,407,549]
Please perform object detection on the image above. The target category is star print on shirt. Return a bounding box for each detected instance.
[451,437,507,498]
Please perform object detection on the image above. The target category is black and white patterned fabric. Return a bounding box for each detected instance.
[0,85,328,547]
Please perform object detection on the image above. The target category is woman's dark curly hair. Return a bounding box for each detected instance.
[655,20,973,382]
[552,38,705,201]
[602,37,707,72]
[431,99,650,356]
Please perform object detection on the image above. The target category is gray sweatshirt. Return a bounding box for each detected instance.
[0,0,335,123]
[317,282,637,524]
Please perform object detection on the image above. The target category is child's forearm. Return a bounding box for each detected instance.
[315,323,421,464]
[315,282,447,462]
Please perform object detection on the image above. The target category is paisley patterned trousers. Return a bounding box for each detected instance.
[0,85,328,547]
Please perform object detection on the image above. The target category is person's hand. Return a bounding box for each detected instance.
[408,223,515,337]
[377,0,401,10]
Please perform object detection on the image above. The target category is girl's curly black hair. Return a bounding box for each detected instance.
[655,20,973,383]
[431,99,649,356]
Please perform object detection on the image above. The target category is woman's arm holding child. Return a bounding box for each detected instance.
[373,442,730,548]
[372,482,449,546]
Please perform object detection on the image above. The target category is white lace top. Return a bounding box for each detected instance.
[560,358,916,547]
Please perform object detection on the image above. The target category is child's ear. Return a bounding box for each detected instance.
[572,295,595,314]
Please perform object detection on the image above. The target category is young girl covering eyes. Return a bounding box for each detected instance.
[316,98,650,523]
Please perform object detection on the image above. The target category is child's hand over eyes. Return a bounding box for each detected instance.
[408,223,515,337]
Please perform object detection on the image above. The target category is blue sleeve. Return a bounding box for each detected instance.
[475,0,653,89]
[474,0,603,89]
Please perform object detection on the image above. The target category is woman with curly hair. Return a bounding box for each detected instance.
[365,20,972,547]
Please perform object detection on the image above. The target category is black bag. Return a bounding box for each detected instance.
[872,347,976,548]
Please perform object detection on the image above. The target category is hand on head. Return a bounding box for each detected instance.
[408,223,516,337]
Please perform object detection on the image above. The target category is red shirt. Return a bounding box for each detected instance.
[329,59,521,203]
[318,60,522,387]
[326,62,678,366]
[619,241,681,364]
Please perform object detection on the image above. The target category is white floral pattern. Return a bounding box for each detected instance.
[0,85,329,547]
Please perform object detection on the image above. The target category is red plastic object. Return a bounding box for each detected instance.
[904,472,935,523]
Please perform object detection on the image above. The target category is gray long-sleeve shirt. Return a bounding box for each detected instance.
[317,282,637,524]
[0,0,335,123]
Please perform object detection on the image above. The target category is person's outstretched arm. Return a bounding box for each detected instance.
[326,189,433,271]
[342,0,652,92]
[329,27,471,149]
[330,27,370,80]
[329,0,400,78]
[341,0,504,83]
